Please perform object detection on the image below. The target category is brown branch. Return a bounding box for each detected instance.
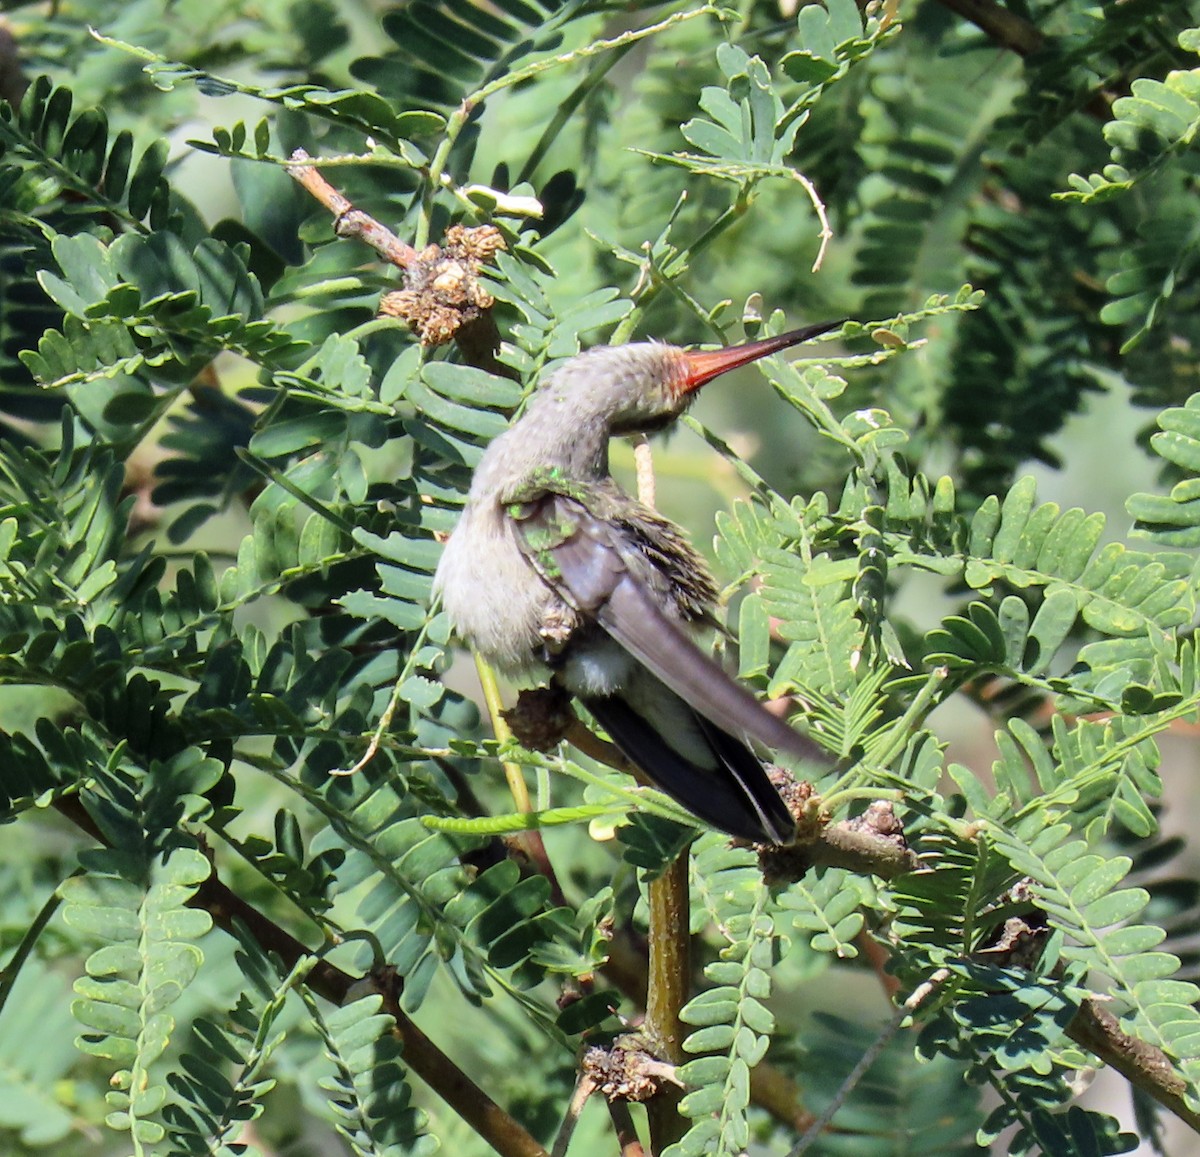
[599,918,822,1135]
[1067,999,1200,1133]
[518,829,571,913]
[503,686,633,775]
[931,0,1114,119]
[806,818,921,877]
[771,801,1200,1130]
[932,0,1045,57]
[52,794,550,1157]
[285,148,418,268]
[455,312,515,380]
[566,717,633,772]
[856,928,901,1000]
[759,795,921,886]
[286,149,512,369]
[551,1073,596,1157]
[748,1063,817,1135]
[0,17,29,110]
[597,797,1200,1138]
[607,1098,648,1157]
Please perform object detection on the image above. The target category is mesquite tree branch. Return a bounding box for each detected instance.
[932,0,1044,56]
[53,794,551,1157]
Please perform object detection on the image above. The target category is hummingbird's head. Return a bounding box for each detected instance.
[555,320,844,435]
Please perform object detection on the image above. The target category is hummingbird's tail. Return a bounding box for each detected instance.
[583,692,796,845]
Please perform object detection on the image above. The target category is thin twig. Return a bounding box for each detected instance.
[334,677,403,776]
[855,928,901,1000]
[52,795,551,1157]
[471,6,717,105]
[551,1072,597,1157]
[806,818,921,877]
[335,612,442,776]
[607,1098,648,1157]
[286,148,418,268]
[516,44,633,186]
[790,167,832,273]
[418,5,715,249]
[789,969,951,1156]
[476,653,533,812]
[0,874,72,1018]
[565,717,632,771]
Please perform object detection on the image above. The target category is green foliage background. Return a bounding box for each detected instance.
[3,0,1200,1154]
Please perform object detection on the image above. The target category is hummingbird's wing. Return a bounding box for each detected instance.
[508,490,826,767]
[584,693,795,844]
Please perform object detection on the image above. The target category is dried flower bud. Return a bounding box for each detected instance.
[380,225,507,346]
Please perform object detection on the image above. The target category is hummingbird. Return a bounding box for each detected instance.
[434,321,841,844]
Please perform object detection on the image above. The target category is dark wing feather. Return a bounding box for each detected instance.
[597,567,824,763]
[584,696,795,844]
[512,491,825,765]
